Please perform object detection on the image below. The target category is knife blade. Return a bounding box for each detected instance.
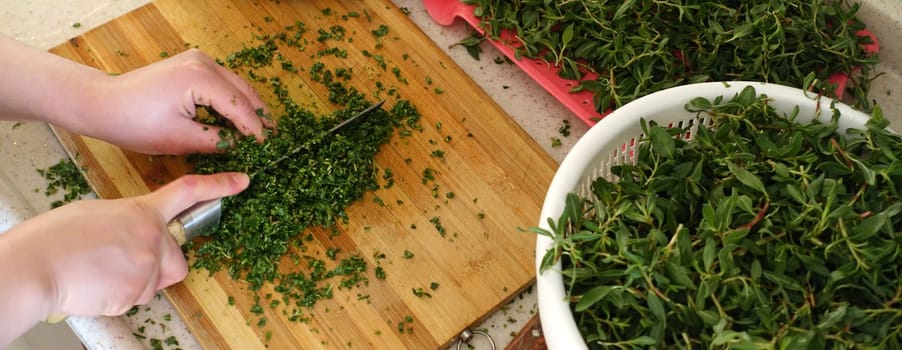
[250,99,386,178]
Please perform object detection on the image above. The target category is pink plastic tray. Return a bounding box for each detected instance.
[424,0,880,126]
[424,0,603,126]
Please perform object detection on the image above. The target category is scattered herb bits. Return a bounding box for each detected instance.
[36,158,93,208]
[558,119,571,137]
[535,86,901,348]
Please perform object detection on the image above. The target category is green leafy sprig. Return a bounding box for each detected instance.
[534,86,901,348]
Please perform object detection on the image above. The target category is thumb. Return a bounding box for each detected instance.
[144,173,250,221]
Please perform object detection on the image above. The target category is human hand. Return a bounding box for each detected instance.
[1,172,248,320]
[75,49,273,155]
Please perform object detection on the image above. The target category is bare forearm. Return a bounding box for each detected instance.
[0,35,107,132]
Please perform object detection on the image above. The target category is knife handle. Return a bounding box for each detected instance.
[167,220,189,246]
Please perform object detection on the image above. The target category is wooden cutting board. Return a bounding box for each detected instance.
[48,0,557,348]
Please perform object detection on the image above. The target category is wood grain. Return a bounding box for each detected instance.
[506,315,547,350]
[49,1,557,348]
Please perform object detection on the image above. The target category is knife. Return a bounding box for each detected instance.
[45,99,386,324]
[250,98,386,178]
[171,98,386,244]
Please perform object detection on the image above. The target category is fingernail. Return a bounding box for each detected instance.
[232,172,250,188]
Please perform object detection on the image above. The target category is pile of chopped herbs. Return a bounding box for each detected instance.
[463,0,880,112]
[188,14,424,322]
[36,158,93,208]
[535,86,900,348]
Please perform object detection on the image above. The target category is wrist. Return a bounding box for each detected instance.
[0,35,109,129]
[0,231,56,344]
[45,67,112,136]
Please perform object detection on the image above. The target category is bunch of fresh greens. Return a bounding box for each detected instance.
[464,0,879,112]
[535,86,900,348]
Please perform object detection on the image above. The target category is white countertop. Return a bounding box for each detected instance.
[1,1,900,350]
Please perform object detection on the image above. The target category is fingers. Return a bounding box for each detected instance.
[178,49,272,142]
[155,230,189,290]
[144,172,250,222]
[140,173,246,301]
[209,61,274,129]
[167,118,226,154]
[118,229,186,313]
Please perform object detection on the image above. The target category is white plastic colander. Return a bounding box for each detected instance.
[534,81,872,349]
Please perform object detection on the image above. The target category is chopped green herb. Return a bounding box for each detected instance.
[402,250,414,259]
[149,338,163,350]
[429,216,446,237]
[382,168,395,188]
[164,336,179,346]
[125,306,139,317]
[371,24,389,38]
[430,149,445,161]
[372,54,387,71]
[326,247,339,260]
[412,287,431,298]
[421,168,436,184]
[391,66,408,84]
[36,158,92,208]
[558,119,571,137]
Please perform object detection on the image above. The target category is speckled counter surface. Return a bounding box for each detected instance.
[1,1,899,350]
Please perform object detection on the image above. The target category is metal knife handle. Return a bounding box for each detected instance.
[168,199,222,245]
